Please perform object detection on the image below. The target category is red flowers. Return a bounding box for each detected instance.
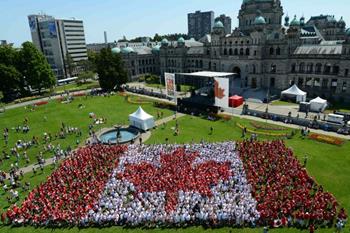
[239,140,340,224]
[6,145,126,225]
[309,133,345,146]
[119,148,231,212]
[34,101,48,106]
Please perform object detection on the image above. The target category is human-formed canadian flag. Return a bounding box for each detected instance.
[6,142,343,228]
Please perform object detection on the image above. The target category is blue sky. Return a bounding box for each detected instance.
[1,0,349,46]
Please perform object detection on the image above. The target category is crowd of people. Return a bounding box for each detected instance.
[5,145,126,225]
[84,142,260,227]
[239,140,347,230]
[2,140,347,230]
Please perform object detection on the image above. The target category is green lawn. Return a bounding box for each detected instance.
[53,81,100,94]
[1,97,349,233]
[270,100,298,106]
[0,94,173,215]
[145,83,193,92]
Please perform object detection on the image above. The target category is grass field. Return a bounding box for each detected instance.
[270,100,299,106]
[0,94,172,211]
[52,81,100,94]
[0,95,349,233]
[145,83,193,92]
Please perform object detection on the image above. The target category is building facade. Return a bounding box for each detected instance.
[28,14,88,79]
[115,0,350,102]
[215,14,232,35]
[188,11,215,40]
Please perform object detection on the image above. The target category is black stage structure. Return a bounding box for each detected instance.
[172,71,235,115]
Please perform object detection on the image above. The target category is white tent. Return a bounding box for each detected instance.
[129,106,155,131]
[310,97,327,112]
[281,85,307,103]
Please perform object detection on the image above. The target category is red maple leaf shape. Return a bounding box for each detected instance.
[214,80,225,99]
[118,148,232,212]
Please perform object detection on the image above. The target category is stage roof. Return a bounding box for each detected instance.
[178,71,235,78]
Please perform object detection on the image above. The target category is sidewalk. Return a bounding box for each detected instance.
[224,111,350,140]
[11,113,185,176]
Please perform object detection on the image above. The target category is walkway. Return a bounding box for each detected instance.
[12,113,185,176]
[223,111,350,140]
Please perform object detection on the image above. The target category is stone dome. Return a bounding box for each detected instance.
[346,28,350,36]
[111,47,121,54]
[161,38,169,46]
[152,45,161,53]
[254,16,266,25]
[177,37,185,44]
[121,47,135,54]
[290,15,300,27]
[214,21,224,28]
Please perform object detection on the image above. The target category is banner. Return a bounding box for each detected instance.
[28,16,37,32]
[48,22,57,38]
[165,73,176,98]
[214,77,229,108]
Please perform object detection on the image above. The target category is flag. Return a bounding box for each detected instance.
[7,142,341,227]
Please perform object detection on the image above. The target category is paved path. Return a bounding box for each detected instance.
[224,111,350,140]
[2,89,96,111]
[11,113,185,176]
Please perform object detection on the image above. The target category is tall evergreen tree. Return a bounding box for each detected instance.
[95,48,128,91]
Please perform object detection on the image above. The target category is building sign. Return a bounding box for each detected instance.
[48,22,57,38]
[214,77,229,108]
[29,16,37,32]
[165,73,176,98]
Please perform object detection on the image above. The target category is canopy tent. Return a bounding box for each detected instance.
[281,85,307,103]
[310,97,327,112]
[229,95,244,108]
[129,106,155,131]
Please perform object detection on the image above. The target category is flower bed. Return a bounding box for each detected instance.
[72,92,86,97]
[34,101,48,106]
[237,122,289,137]
[309,133,345,146]
[127,96,153,105]
[250,121,286,131]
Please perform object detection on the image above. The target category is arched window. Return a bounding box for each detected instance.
[229,48,233,55]
[246,48,250,56]
[316,63,322,73]
[324,64,331,74]
[240,48,244,55]
[291,63,296,73]
[276,47,281,55]
[234,48,238,55]
[270,47,274,55]
[333,65,340,74]
[307,63,314,73]
[252,64,256,74]
[271,64,277,73]
[299,63,305,73]
[224,48,227,55]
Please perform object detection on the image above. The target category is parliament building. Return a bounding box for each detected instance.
[112,0,350,102]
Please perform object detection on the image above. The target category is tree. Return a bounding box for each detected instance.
[0,64,21,101]
[64,53,76,77]
[18,42,55,94]
[94,48,128,91]
[77,71,95,84]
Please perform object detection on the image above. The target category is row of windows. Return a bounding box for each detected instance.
[293,78,348,93]
[131,67,157,76]
[223,48,250,56]
[291,63,342,75]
